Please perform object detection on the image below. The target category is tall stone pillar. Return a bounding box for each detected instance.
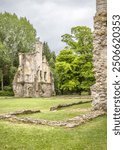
[91,0,107,111]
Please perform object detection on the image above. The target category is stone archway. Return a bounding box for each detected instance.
[91,0,107,111]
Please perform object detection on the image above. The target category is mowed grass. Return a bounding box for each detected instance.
[18,102,91,121]
[0,96,91,113]
[0,96,91,121]
[0,96,107,150]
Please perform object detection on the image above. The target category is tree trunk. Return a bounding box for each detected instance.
[1,72,3,91]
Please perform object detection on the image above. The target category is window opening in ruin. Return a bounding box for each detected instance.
[40,71,42,80]
[44,72,47,81]
[50,72,52,82]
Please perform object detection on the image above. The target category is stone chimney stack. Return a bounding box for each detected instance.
[91,0,107,111]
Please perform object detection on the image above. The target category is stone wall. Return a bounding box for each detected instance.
[13,40,55,97]
[0,110,105,128]
[91,0,107,111]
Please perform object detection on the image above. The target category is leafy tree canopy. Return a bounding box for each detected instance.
[0,12,36,90]
[55,26,95,94]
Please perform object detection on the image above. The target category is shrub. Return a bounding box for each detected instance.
[0,90,14,96]
[3,86,13,91]
[81,91,90,96]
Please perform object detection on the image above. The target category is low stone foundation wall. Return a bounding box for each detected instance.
[50,100,92,111]
[0,110,41,119]
[0,110,105,128]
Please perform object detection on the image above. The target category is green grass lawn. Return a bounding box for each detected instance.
[0,96,107,150]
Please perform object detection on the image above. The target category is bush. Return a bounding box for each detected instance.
[0,90,14,96]
[81,91,90,96]
[3,86,13,91]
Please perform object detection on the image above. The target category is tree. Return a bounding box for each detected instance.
[49,51,56,68]
[0,12,36,91]
[0,42,11,90]
[0,12,36,66]
[61,26,93,54]
[55,50,78,94]
[55,26,95,94]
[42,42,56,67]
[43,42,51,63]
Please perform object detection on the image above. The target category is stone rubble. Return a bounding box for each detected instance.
[8,110,41,115]
[50,100,92,111]
[0,110,105,128]
[0,110,40,119]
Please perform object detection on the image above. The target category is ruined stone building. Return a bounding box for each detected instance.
[91,0,107,111]
[13,40,55,97]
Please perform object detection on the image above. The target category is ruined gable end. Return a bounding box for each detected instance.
[13,39,55,97]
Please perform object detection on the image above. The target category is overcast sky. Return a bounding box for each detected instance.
[0,0,96,54]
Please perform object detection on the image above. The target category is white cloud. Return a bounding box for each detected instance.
[0,0,96,54]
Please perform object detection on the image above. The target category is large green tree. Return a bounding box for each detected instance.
[55,26,95,94]
[0,12,36,90]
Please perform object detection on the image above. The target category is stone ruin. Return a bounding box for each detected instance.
[91,0,107,111]
[13,39,55,97]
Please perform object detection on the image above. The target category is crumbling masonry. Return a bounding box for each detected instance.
[13,40,55,97]
[91,0,107,111]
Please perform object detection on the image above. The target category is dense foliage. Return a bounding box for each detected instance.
[0,12,36,91]
[55,26,95,94]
